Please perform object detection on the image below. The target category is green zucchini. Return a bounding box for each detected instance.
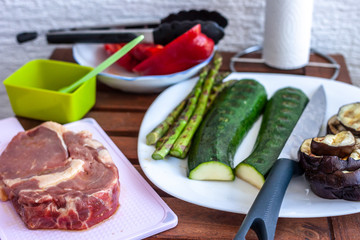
[188,79,267,181]
[235,87,308,188]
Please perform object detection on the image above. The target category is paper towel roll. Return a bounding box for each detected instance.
[263,0,314,70]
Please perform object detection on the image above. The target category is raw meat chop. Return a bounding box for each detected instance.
[0,122,120,230]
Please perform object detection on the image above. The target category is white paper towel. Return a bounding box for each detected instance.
[263,0,314,69]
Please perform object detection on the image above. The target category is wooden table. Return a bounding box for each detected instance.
[18,49,358,239]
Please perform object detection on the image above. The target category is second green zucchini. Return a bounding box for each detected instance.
[235,87,308,188]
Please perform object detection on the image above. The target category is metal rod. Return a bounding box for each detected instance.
[230,45,340,80]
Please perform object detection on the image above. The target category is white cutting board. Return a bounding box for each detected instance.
[0,117,177,240]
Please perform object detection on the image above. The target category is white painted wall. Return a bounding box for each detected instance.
[0,0,359,116]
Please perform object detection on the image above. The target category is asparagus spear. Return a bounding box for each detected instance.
[214,71,231,84]
[169,79,236,159]
[177,141,191,159]
[170,55,222,158]
[155,135,165,149]
[146,99,186,145]
[146,66,211,145]
[207,80,237,111]
[151,67,210,148]
[151,68,209,160]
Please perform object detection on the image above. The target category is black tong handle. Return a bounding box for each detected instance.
[46,32,138,44]
[17,32,38,43]
[43,20,224,45]
[16,9,227,44]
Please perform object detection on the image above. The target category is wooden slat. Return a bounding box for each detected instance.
[305,54,352,84]
[50,48,76,63]
[110,136,138,161]
[17,117,44,130]
[85,111,144,136]
[331,213,360,239]
[94,86,157,112]
[275,217,331,240]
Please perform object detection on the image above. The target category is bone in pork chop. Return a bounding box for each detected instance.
[0,122,120,230]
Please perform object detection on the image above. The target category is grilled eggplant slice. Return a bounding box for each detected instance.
[327,114,346,134]
[338,102,360,136]
[311,131,356,158]
[299,132,360,201]
[307,169,360,200]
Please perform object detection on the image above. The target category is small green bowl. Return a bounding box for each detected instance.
[3,59,96,123]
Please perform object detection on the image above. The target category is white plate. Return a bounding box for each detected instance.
[0,118,177,240]
[73,43,213,93]
[138,72,360,218]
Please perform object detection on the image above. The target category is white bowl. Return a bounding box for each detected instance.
[73,43,214,93]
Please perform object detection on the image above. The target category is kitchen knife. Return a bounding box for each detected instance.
[44,20,224,45]
[234,85,327,240]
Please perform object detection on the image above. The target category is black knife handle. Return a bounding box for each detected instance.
[153,20,224,45]
[46,32,138,44]
[234,159,302,240]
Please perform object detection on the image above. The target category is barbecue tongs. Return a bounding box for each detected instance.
[17,10,228,45]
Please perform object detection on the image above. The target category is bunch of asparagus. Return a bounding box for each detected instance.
[146,54,234,160]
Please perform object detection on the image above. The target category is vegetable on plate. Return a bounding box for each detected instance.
[327,102,360,136]
[337,102,360,136]
[150,65,209,160]
[133,24,214,76]
[187,79,267,181]
[299,130,360,201]
[310,130,356,158]
[148,54,230,160]
[299,102,360,201]
[327,114,347,135]
[104,43,163,71]
[146,99,186,146]
[151,78,236,159]
[235,87,308,189]
[170,56,222,158]
[104,24,214,75]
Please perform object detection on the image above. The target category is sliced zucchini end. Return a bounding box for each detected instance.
[188,161,235,181]
[235,163,265,189]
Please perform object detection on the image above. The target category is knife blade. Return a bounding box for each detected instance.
[234,85,327,240]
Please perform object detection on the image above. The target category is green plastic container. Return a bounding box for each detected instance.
[3,59,96,123]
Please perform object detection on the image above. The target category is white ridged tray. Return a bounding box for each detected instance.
[0,117,177,240]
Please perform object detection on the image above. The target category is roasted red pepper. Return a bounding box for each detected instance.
[133,24,214,76]
[131,43,163,62]
[104,43,163,71]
